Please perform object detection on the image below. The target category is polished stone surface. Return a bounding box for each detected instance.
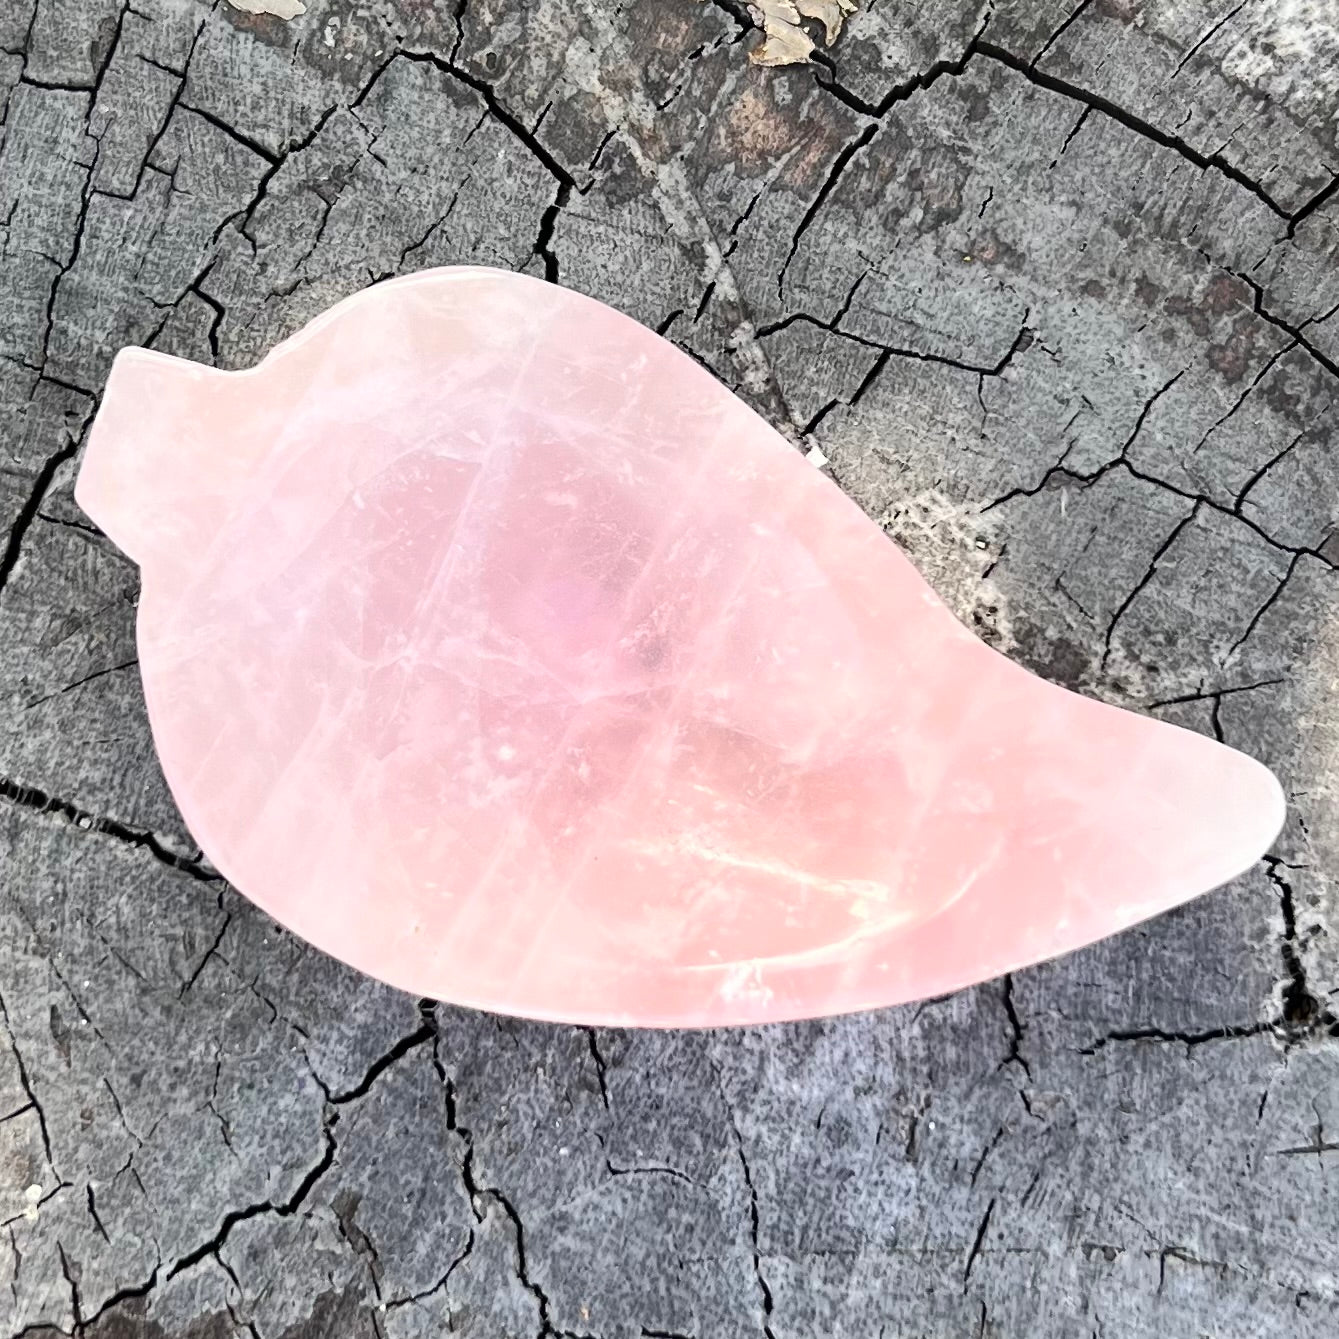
[76,268,1285,1025]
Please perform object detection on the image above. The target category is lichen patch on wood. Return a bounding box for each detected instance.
[227,0,307,20]
[750,0,859,65]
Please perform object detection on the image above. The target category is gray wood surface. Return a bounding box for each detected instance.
[2,1,1338,1334]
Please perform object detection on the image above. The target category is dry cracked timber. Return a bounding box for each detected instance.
[1,0,1338,1335]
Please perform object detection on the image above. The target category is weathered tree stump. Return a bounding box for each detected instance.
[2,1,1337,1335]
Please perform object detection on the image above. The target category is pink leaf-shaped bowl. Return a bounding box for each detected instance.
[75,267,1285,1026]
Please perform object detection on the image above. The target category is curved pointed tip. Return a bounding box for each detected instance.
[1206,744,1288,885]
[1096,723,1287,937]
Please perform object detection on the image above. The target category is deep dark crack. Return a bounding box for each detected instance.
[1263,858,1327,1029]
[72,1010,447,1334]
[1171,0,1250,79]
[0,415,89,604]
[23,659,138,712]
[976,43,1290,220]
[583,1027,611,1110]
[0,775,219,883]
[1032,0,1093,68]
[962,1198,995,1287]
[777,120,876,299]
[326,1020,434,1104]
[724,1106,776,1339]
[1078,1022,1276,1054]
[0,989,55,1175]
[1000,974,1032,1080]
[1101,503,1198,669]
